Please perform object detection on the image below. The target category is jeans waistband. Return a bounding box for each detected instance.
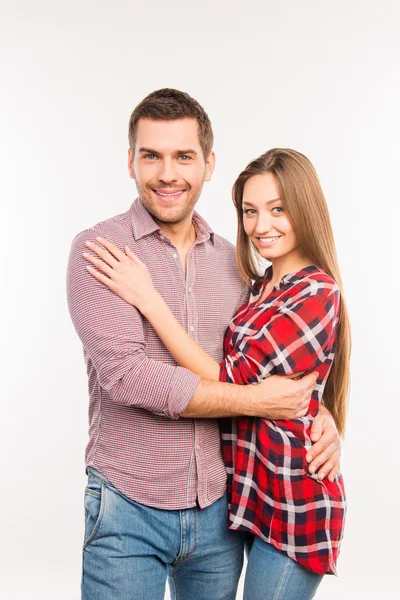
[86,466,112,487]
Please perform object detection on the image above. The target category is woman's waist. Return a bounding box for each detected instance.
[228,415,316,454]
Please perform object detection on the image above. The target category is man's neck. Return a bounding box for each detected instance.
[157,215,197,253]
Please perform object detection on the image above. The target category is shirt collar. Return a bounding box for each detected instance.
[264,265,319,290]
[129,198,215,244]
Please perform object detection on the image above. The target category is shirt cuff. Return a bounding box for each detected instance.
[167,367,201,420]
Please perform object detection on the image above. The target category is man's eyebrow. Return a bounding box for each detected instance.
[242,197,281,207]
[138,147,159,154]
[137,147,198,156]
[176,149,198,155]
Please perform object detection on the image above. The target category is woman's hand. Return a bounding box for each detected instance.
[83,237,160,314]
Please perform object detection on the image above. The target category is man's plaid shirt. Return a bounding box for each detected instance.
[219,266,346,575]
[67,199,248,510]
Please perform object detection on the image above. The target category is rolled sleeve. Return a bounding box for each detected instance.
[67,229,200,419]
[167,367,201,419]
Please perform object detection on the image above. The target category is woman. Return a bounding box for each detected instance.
[85,148,350,599]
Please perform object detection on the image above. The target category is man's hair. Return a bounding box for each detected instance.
[128,88,214,159]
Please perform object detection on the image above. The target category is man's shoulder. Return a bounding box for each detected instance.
[210,232,237,257]
[193,211,236,258]
[208,233,240,274]
[208,233,248,295]
[70,206,133,251]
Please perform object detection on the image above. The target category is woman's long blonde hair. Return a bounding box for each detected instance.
[232,148,351,435]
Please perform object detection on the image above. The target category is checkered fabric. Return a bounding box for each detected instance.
[67,199,248,510]
[219,266,346,575]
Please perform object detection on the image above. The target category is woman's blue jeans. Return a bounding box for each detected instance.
[81,467,244,600]
[243,535,324,600]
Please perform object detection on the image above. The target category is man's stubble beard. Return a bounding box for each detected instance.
[136,180,204,226]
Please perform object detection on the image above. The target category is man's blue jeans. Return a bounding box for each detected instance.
[82,467,244,599]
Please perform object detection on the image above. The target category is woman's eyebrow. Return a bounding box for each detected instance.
[242,198,281,207]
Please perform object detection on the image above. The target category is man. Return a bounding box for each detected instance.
[67,89,341,600]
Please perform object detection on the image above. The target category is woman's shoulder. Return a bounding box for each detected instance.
[284,266,340,305]
[301,266,339,292]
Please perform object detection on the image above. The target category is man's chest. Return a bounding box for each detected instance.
[133,239,244,358]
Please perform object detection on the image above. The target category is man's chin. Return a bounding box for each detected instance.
[154,211,192,226]
[140,196,196,226]
[146,204,193,226]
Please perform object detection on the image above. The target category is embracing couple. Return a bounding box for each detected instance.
[67,88,350,600]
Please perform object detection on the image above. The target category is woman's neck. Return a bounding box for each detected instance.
[269,250,313,288]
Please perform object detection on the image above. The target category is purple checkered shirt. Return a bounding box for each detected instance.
[67,199,248,509]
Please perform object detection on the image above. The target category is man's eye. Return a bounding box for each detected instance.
[144,154,157,160]
[179,155,191,161]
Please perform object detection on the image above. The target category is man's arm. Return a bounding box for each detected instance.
[68,230,316,421]
[183,379,341,479]
[69,230,339,473]
[67,230,200,420]
[181,374,317,419]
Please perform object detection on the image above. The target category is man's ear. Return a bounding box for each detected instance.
[128,148,135,180]
[204,151,216,182]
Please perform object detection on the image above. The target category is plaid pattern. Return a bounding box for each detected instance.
[219,266,346,575]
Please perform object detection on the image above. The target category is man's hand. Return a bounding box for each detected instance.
[306,405,341,482]
[247,372,318,420]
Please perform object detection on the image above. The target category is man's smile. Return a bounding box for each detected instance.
[152,188,186,200]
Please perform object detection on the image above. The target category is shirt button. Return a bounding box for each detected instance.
[190,325,194,331]
[196,444,201,450]
[188,287,192,293]
[173,253,177,258]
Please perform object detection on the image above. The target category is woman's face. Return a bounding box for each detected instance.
[242,173,298,261]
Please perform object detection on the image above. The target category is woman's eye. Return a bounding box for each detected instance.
[272,206,284,214]
[243,209,256,215]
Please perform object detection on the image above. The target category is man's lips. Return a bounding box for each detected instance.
[153,188,186,198]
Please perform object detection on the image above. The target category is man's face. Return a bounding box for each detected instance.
[128,118,215,225]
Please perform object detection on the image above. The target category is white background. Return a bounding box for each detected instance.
[2,1,400,598]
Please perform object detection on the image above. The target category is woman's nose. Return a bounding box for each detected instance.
[254,214,272,234]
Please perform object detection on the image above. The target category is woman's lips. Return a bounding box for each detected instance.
[256,235,282,247]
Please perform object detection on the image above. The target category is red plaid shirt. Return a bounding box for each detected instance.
[219,266,346,575]
[67,199,248,510]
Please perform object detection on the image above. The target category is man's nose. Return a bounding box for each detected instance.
[157,159,178,184]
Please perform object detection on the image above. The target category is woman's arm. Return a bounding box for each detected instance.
[84,237,220,380]
[142,292,220,381]
[84,238,341,480]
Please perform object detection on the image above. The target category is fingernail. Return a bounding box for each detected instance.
[96,236,103,242]
[306,454,312,463]
[309,465,315,474]
[83,252,88,257]
[318,472,325,481]
[86,265,92,270]
[85,241,92,247]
